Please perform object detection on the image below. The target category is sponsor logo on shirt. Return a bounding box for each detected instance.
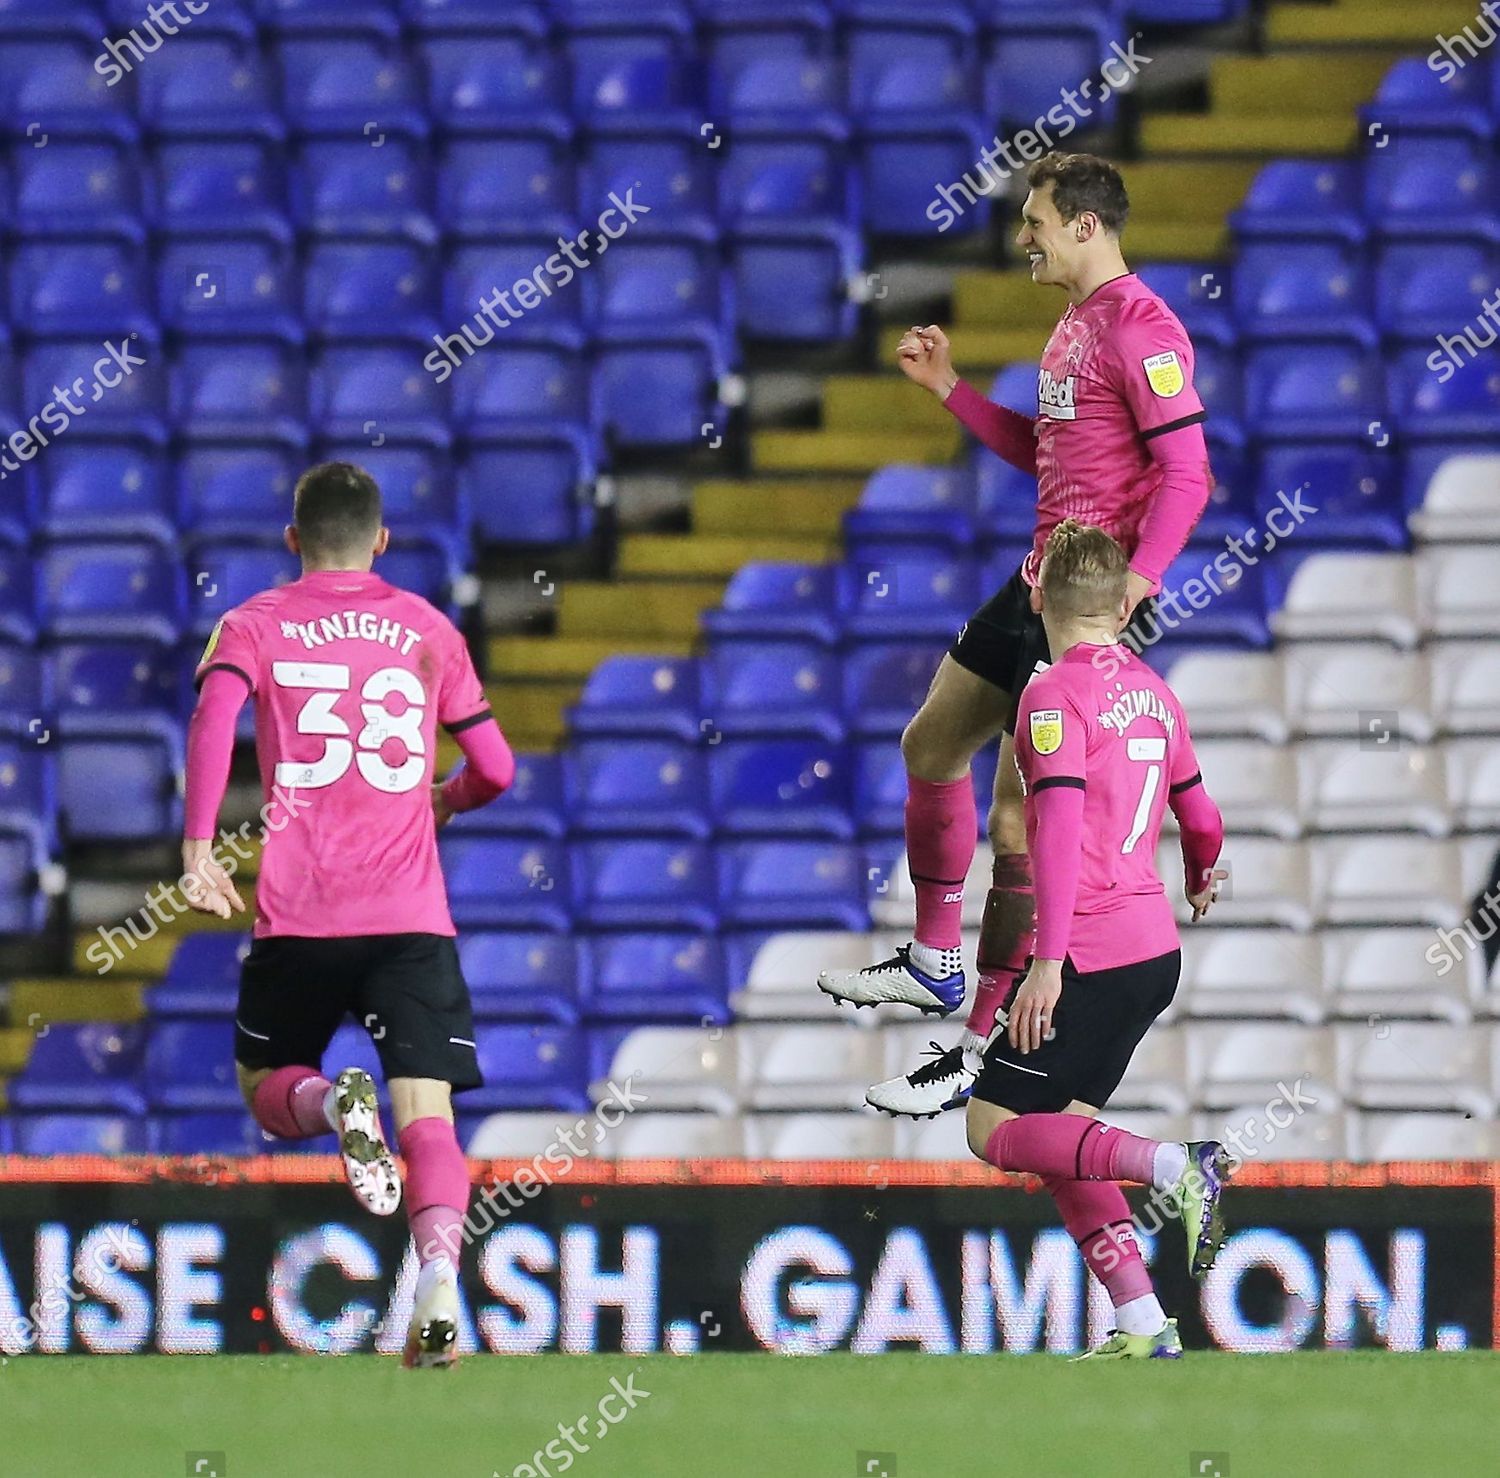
[1141,350,1184,398]
[1037,366,1077,420]
[1029,708,1064,755]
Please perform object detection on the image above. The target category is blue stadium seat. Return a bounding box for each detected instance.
[570,839,718,931]
[187,542,299,639]
[459,434,598,546]
[1256,443,1406,551]
[150,141,291,241]
[172,340,307,444]
[14,1113,152,1155]
[582,142,717,234]
[1155,548,1269,648]
[0,642,48,738]
[313,444,462,546]
[374,543,460,612]
[23,333,167,440]
[277,37,425,136]
[840,642,944,739]
[303,242,439,341]
[258,0,402,38]
[12,139,140,241]
[975,448,1041,543]
[567,739,711,838]
[0,39,135,141]
[1374,241,1499,341]
[322,1020,386,1092]
[705,641,844,740]
[1191,342,1245,443]
[158,226,299,330]
[587,237,727,330]
[702,562,851,645]
[33,440,175,542]
[309,345,448,445]
[436,134,576,236]
[458,931,584,1025]
[983,14,1121,128]
[0,549,35,644]
[844,464,978,554]
[423,37,570,135]
[593,326,728,446]
[448,330,591,435]
[845,555,978,640]
[708,737,854,838]
[137,38,281,140]
[446,238,584,331]
[38,539,184,642]
[569,655,703,743]
[1124,0,1248,20]
[288,136,435,242]
[1133,262,1237,349]
[443,753,568,838]
[717,839,867,930]
[718,134,859,228]
[852,738,910,837]
[440,835,572,930]
[52,640,181,718]
[155,1113,270,1156]
[584,931,727,1024]
[56,713,184,841]
[9,241,152,338]
[0,822,49,934]
[0,1,108,39]
[858,114,992,236]
[1191,440,1257,546]
[1364,134,1499,241]
[0,737,55,835]
[732,221,863,341]
[1233,241,1373,347]
[401,0,550,38]
[468,1024,588,1113]
[718,55,846,129]
[1362,54,1495,142]
[699,0,834,77]
[149,932,249,1017]
[1243,344,1385,440]
[10,1022,147,1114]
[1230,160,1365,246]
[178,444,299,540]
[843,3,975,76]
[1390,348,1500,440]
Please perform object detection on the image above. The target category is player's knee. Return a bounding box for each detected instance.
[389,1076,454,1133]
[900,705,970,781]
[236,1063,270,1114]
[965,1100,995,1160]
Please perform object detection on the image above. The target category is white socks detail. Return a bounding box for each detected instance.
[908,941,962,978]
[1114,1293,1168,1337]
[1152,1141,1189,1193]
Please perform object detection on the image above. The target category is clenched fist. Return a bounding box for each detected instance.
[896,323,957,399]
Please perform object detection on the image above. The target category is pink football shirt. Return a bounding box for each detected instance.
[1027,273,1206,584]
[1014,641,1211,972]
[195,569,489,939]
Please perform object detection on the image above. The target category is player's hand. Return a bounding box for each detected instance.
[896,323,956,399]
[1122,570,1155,626]
[181,838,245,919]
[1008,959,1063,1055]
[432,782,455,831]
[1188,866,1229,922]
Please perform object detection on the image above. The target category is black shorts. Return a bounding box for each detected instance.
[234,933,482,1092]
[949,565,1159,732]
[971,949,1180,1114]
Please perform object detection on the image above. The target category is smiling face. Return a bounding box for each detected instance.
[1015,180,1089,291]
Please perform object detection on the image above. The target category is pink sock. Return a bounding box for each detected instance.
[965,966,1018,1038]
[1044,1174,1153,1305]
[251,1066,333,1139]
[399,1116,471,1268]
[905,774,977,950]
[983,1114,1159,1186]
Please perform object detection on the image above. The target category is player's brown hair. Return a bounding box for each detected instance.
[1026,152,1129,235]
[1038,518,1129,622]
[293,461,383,556]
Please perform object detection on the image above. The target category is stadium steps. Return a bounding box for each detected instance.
[484,681,579,751]
[752,426,960,473]
[558,580,726,639]
[488,634,694,681]
[6,978,148,1026]
[619,535,835,578]
[1268,0,1485,45]
[692,479,864,538]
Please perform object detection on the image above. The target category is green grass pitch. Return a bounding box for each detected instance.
[4,1352,1495,1477]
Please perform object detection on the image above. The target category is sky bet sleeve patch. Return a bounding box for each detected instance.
[1142,350,1184,398]
[1029,708,1064,756]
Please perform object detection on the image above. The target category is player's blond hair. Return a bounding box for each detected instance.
[1038,519,1128,621]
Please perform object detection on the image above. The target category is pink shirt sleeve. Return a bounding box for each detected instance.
[184,668,249,839]
[943,378,1039,477]
[1168,726,1224,896]
[436,620,515,812]
[1016,682,1090,962]
[1103,301,1211,588]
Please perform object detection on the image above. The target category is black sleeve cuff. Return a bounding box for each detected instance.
[1169,771,1203,795]
[196,662,253,694]
[443,708,493,735]
[1032,775,1086,792]
[1141,409,1208,441]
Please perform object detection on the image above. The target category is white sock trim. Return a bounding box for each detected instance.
[908,940,962,976]
[1113,1293,1167,1337]
[1152,1141,1189,1194]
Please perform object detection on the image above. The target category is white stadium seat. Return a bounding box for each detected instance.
[1158,835,1313,930]
[1282,644,1432,742]
[1113,1026,1191,1113]
[611,1113,745,1159]
[1309,836,1465,926]
[1431,641,1500,736]
[1161,650,1287,741]
[1193,740,1300,838]
[1446,739,1500,830]
[1098,1109,1193,1144]
[1409,453,1500,541]
[1337,1023,1494,1115]
[893,1113,973,1161]
[739,1025,886,1112]
[1419,546,1500,638]
[743,1112,894,1160]
[871,851,990,929]
[1186,1024,1339,1111]
[732,931,894,1023]
[1300,741,1449,835]
[1357,1112,1498,1162]
[1323,927,1476,1024]
[1272,552,1419,647]
[599,1027,739,1113]
[1195,1105,1353,1161]
[466,1112,609,1159]
[1179,928,1323,1022]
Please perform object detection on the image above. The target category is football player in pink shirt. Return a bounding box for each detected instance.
[820,151,1213,1117]
[181,462,516,1368]
[966,518,1228,1359]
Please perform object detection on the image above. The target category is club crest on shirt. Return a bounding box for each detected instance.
[1029,708,1064,755]
[1142,350,1184,398]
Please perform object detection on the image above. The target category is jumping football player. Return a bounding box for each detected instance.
[818,151,1213,1116]
[966,519,1229,1358]
[182,461,515,1368]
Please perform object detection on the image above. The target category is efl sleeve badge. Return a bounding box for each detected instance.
[1029,708,1064,755]
[1141,350,1184,398]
